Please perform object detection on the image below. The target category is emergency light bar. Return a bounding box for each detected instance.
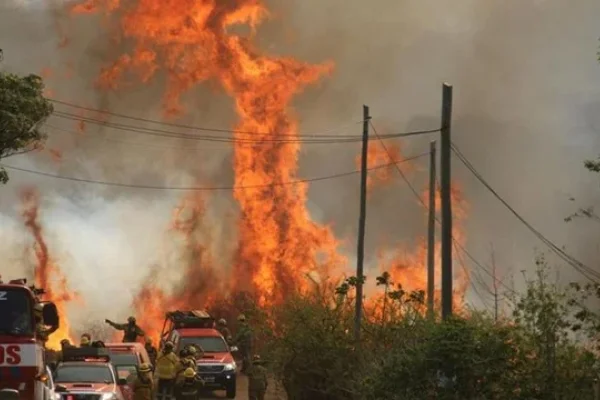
[61,347,111,363]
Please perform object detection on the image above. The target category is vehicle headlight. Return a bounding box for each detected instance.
[101,394,118,400]
[223,362,236,371]
[53,394,62,400]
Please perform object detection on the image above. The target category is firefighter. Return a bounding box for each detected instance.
[216,318,233,344]
[132,363,154,400]
[155,341,179,400]
[51,339,73,364]
[79,334,91,347]
[247,355,268,400]
[34,303,57,345]
[234,314,253,374]
[145,337,158,366]
[175,356,196,385]
[105,316,145,342]
[174,368,203,400]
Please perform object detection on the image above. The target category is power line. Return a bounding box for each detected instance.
[369,120,516,298]
[451,142,600,283]
[44,124,236,151]
[51,110,438,144]
[0,151,429,191]
[49,98,441,140]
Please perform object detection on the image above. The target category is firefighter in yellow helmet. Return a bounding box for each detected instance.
[247,355,268,400]
[234,314,253,374]
[79,334,91,347]
[216,318,233,344]
[132,363,154,400]
[174,367,204,399]
[155,341,179,399]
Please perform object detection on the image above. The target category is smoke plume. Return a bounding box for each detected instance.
[0,0,599,333]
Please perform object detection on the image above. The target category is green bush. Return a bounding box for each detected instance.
[258,263,600,400]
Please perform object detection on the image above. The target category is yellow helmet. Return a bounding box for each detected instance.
[183,367,196,378]
[237,314,246,322]
[80,336,90,345]
[187,346,197,355]
[139,363,152,373]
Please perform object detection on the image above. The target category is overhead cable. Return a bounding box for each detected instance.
[0,151,429,191]
[451,141,600,283]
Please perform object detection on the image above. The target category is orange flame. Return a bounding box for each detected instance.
[66,0,471,333]
[20,189,76,349]
[70,0,343,313]
[376,183,470,315]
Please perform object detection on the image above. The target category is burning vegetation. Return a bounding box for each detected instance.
[12,0,471,342]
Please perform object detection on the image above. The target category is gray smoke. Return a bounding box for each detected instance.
[0,0,599,326]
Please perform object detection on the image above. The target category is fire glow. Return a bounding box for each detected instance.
[14,0,471,343]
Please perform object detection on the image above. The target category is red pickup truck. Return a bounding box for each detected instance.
[159,310,238,398]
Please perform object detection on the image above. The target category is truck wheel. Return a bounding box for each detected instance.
[226,382,236,398]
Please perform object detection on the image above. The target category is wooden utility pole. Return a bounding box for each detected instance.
[490,243,499,322]
[354,105,370,342]
[440,83,454,320]
[427,140,437,318]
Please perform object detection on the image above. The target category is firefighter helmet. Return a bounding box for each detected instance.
[139,363,152,373]
[184,367,196,379]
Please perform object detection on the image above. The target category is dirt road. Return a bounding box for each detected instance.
[198,376,285,400]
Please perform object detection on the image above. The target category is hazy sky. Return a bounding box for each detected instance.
[0,0,599,325]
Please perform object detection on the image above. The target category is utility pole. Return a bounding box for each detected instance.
[490,243,499,322]
[427,140,437,318]
[354,105,370,343]
[440,83,453,320]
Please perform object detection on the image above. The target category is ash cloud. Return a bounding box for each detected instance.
[0,0,599,326]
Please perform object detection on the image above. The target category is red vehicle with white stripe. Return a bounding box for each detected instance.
[0,278,59,399]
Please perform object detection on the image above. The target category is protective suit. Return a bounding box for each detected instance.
[155,342,179,400]
[234,314,253,373]
[105,316,145,342]
[247,355,268,400]
[216,319,233,344]
[132,363,154,400]
[174,368,204,400]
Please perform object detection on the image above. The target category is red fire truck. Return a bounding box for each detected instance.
[0,278,59,399]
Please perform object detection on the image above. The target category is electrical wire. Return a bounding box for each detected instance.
[368,120,517,297]
[451,141,600,283]
[48,98,441,140]
[0,151,429,191]
[44,124,238,151]
[51,110,439,144]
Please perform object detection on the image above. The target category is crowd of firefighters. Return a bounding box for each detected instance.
[46,314,268,400]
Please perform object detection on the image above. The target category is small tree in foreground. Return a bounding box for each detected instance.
[0,55,53,183]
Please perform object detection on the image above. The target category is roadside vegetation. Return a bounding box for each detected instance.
[222,255,600,400]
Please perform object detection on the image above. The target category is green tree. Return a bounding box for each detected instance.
[0,55,53,183]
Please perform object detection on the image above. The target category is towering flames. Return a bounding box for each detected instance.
[20,188,75,349]
[70,0,343,309]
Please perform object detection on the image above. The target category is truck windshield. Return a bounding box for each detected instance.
[0,288,33,336]
[55,365,114,383]
[180,337,228,353]
[108,352,138,366]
